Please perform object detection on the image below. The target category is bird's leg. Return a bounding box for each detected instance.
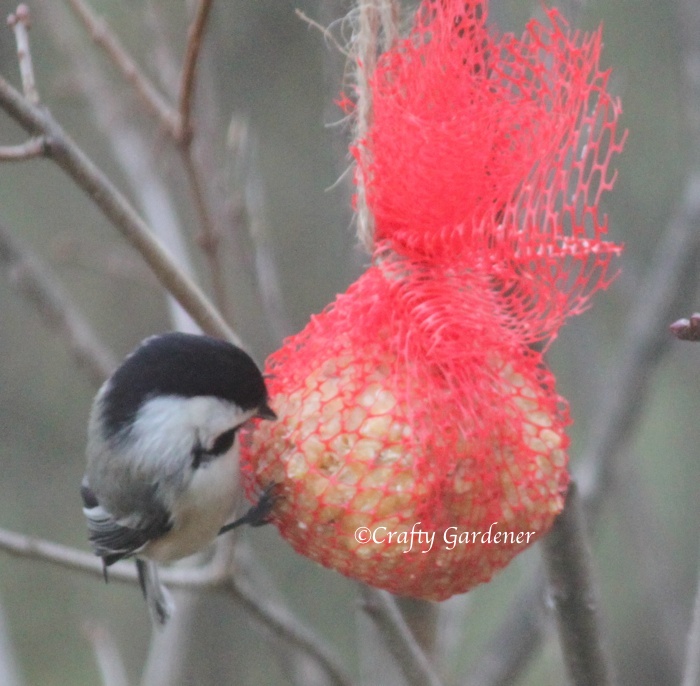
[219,483,278,535]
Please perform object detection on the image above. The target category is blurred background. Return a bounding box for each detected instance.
[0,1,695,685]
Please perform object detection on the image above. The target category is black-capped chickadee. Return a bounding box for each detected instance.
[81,332,277,626]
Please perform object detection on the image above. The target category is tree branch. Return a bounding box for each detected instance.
[0,219,117,385]
[176,0,231,321]
[0,525,352,686]
[359,586,445,686]
[542,482,615,686]
[83,622,129,686]
[65,0,180,139]
[178,0,213,141]
[7,4,39,105]
[65,0,231,321]
[0,74,239,344]
[229,555,354,686]
[682,542,700,686]
[0,136,45,160]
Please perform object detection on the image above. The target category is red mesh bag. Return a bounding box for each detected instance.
[241,0,624,600]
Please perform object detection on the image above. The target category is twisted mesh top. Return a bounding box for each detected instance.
[354,0,624,338]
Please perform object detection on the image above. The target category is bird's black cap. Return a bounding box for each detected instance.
[100,333,272,438]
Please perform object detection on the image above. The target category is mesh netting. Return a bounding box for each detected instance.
[244,260,570,598]
[241,0,624,600]
[354,0,625,335]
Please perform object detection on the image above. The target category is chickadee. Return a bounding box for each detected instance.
[81,332,277,626]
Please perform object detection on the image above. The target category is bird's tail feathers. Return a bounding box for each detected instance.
[136,559,174,626]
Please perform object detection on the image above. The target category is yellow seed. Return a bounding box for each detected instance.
[528,411,553,428]
[302,436,325,462]
[360,415,392,438]
[372,389,397,414]
[514,396,539,412]
[323,482,356,506]
[344,406,367,433]
[287,452,308,478]
[336,462,364,485]
[319,414,342,440]
[352,438,384,461]
[319,378,340,401]
[352,489,384,512]
[361,465,397,489]
[540,428,562,449]
[375,492,412,517]
[321,397,345,418]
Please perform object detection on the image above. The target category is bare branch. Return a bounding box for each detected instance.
[682,542,700,686]
[230,552,355,686]
[65,0,180,139]
[181,150,231,321]
[83,622,129,686]
[0,525,352,685]
[178,0,213,142]
[175,0,232,322]
[7,4,39,104]
[0,219,117,385]
[359,586,445,686]
[0,74,239,344]
[139,593,197,686]
[542,482,615,686]
[0,600,23,686]
[0,136,44,160]
[464,578,547,686]
[66,0,231,321]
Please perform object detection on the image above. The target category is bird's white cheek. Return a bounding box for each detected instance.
[145,451,241,563]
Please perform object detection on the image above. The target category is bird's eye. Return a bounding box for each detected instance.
[209,426,238,456]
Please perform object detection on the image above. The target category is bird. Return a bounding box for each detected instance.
[80,332,277,625]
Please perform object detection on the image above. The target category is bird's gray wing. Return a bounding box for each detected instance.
[80,481,172,566]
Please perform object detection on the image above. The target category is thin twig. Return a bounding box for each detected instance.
[0,525,352,685]
[181,150,231,321]
[0,599,23,686]
[83,622,129,686]
[66,0,232,321]
[0,136,44,160]
[0,219,117,385]
[66,0,180,139]
[682,544,700,686]
[0,75,239,344]
[464,578,547,686]
[231,554,355,686]
[7,5,39,105]
[359,586,445,686]
[178,0,213,142]
[139,592,197,686]
[176,0,231,321]
[43,0,203,335]
[541,482,615,686]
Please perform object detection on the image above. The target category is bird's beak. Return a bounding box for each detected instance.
[256,402,277,421]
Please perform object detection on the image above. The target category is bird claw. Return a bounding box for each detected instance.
[218,483,279,535]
